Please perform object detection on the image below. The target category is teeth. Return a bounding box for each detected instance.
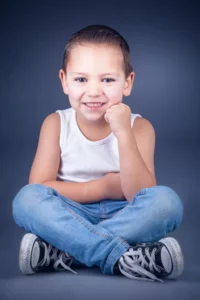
[86,103,103,107]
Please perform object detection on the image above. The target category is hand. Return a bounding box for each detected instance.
[101,172,127,200]
[104,103,132,139]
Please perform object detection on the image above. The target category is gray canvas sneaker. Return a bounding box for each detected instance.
[114,237,184,282]
[19,233,78,275]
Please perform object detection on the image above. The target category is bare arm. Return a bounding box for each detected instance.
[117,118,157,202]
[42,172,126,204]
[42,178,107,204]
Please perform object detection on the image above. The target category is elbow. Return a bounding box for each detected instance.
[146,177,157,188]
[126,179,157,203]
[28,175,55,185]
[28,177,43,185]
[152,179,157,186]
[28,178,49,186]
[153,177,157,186]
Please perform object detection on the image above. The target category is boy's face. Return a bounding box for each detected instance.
[59,43,134,124]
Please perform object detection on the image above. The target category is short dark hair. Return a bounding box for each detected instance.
[62,24,133,78]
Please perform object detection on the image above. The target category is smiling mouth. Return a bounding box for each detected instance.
[83,103,106,107]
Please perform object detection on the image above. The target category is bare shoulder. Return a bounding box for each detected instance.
[133,116,155,137]
[39,112,61,142]
[42,112,60,130]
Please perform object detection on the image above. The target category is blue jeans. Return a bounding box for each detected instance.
[12,184,183,275]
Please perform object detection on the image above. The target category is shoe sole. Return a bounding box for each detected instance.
[19,233,38,275]
[159,237,184,279]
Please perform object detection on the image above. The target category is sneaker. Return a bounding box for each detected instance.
[19,233,78,275]
[116,237,184,282]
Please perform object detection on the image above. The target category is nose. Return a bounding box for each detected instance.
[86,80,102,97]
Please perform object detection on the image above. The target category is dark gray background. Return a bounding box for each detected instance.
[0,0,199,299]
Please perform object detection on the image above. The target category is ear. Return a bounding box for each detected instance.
[123,72,135,97]
[59,69,68,95]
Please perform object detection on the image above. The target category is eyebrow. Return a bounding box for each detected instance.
[70,72,120,77]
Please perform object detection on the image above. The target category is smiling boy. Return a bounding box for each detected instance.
[12,25,184,282]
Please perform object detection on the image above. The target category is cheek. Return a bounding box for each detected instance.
[68,85,83,98]
[105,86,123,100]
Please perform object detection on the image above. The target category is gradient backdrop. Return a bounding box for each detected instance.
[0,0,199,299]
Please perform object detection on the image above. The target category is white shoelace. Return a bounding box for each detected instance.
[118,247,164,282]
[41,242,78,275]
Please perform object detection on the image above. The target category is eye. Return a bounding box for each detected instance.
[103,78,115,83]
[74,77,116,83]
[74,77,86,83]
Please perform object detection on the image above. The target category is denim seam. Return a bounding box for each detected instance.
[100,201,106,216]
[65,206,109,239]
[104,238,124,264]
[47,187,53,195]
[99,207,125,224]
[103,239,130,273]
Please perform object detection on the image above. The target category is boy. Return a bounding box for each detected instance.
[12,24,184,282]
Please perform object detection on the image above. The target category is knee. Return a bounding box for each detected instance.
[12,183,49,222]
[152,185,184,227]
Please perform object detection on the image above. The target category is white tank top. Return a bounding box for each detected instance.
[55,107,142,182]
